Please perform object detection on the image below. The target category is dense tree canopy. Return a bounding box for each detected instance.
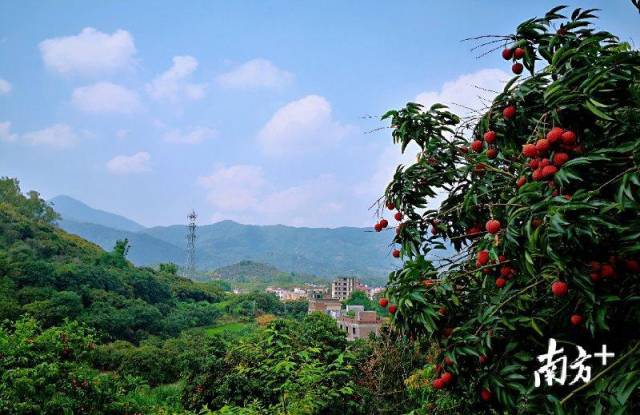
[381,6,640,414]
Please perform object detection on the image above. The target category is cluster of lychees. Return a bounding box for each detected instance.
[517,127,582,197]
[502,42,527,75]
[373,201,404,259]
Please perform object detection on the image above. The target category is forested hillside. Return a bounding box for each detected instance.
[52,195,400,281]
[211,260,328,290]
[0,177,421,414]
[0,178,226,342]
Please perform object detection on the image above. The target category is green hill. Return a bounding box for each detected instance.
[51,195,146,232]
[211,260,328,291]
[59,218,185,265]
[1,178,225,342]
[52,195,399,282]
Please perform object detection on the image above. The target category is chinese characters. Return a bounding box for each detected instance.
[534,338,614,387]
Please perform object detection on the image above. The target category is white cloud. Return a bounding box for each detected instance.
[146,56,206,101]
[72,82,141,114]
[257,174,345,226]
[198,165,350,227]
[257,95,351,156]
[39,27,136,75]
[106,152,151,175]
[22,123,80,147]
[216,58,293,89]
[198,164,267,211]
[415,68,510,115]
[0,78,11,95]
[0,121,17,142]
[163,127,216,144]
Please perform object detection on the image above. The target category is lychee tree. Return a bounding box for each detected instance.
[378,6,640,414]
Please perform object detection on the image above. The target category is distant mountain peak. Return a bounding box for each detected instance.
[50,195,146,233]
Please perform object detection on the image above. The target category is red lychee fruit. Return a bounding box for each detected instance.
[503,105,516,120]
[516,176,526,188]
[513,47,526,59]
[484,130,497,143]
[570,314,583,326]
[485,219,501,234]
[591,272,601,282]
[441,372,454,385]
[529,159,540,169]
[479,355,489,365]
[432,378,445,390]
[561,130,577,145]
[495,277,506,288]
[551,281,568,297]
[540,158,551,167]
[392,249,401,258]
[541,165,558,178]
[535,138,550,153]
[625,259,640,273]
[467,226,482,238]
[386,201,395,210]
[471,140,484,153]
[512,62,523,74]
[531,217,543,228]
[547,127,564,144]
[444,356,454,366]
[522,144,537,158]
[394,212,402,221]
[600,264,616,278]
[500,266,511,278]
[388,304,397,314]
[499,255,507,262]
[476,250,490,266]
[502,48,513,60]
[553,152,569,166]
[480,389,492,401]
[486,148,498,159]
[532,168,544,181]
[374,223,382,232]
[380,219,389,228]
[379,298,388,308]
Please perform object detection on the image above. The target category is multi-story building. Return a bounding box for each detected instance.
[336,305,382,341]
[331,277,368,300]
[305,285,329,300]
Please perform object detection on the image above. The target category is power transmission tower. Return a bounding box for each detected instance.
[186,210,197,279]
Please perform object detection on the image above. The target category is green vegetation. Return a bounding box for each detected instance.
[2,6,639,414]
[343,291,389,317]
[0,177,225,343]
[211,260,327,291]
[204,321,254,336]
[382,6,640,414]
[53,195,397,281]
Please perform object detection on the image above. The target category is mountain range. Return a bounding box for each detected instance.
[49,195,402,283]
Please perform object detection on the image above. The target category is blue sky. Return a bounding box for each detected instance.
[1,1,638,227]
